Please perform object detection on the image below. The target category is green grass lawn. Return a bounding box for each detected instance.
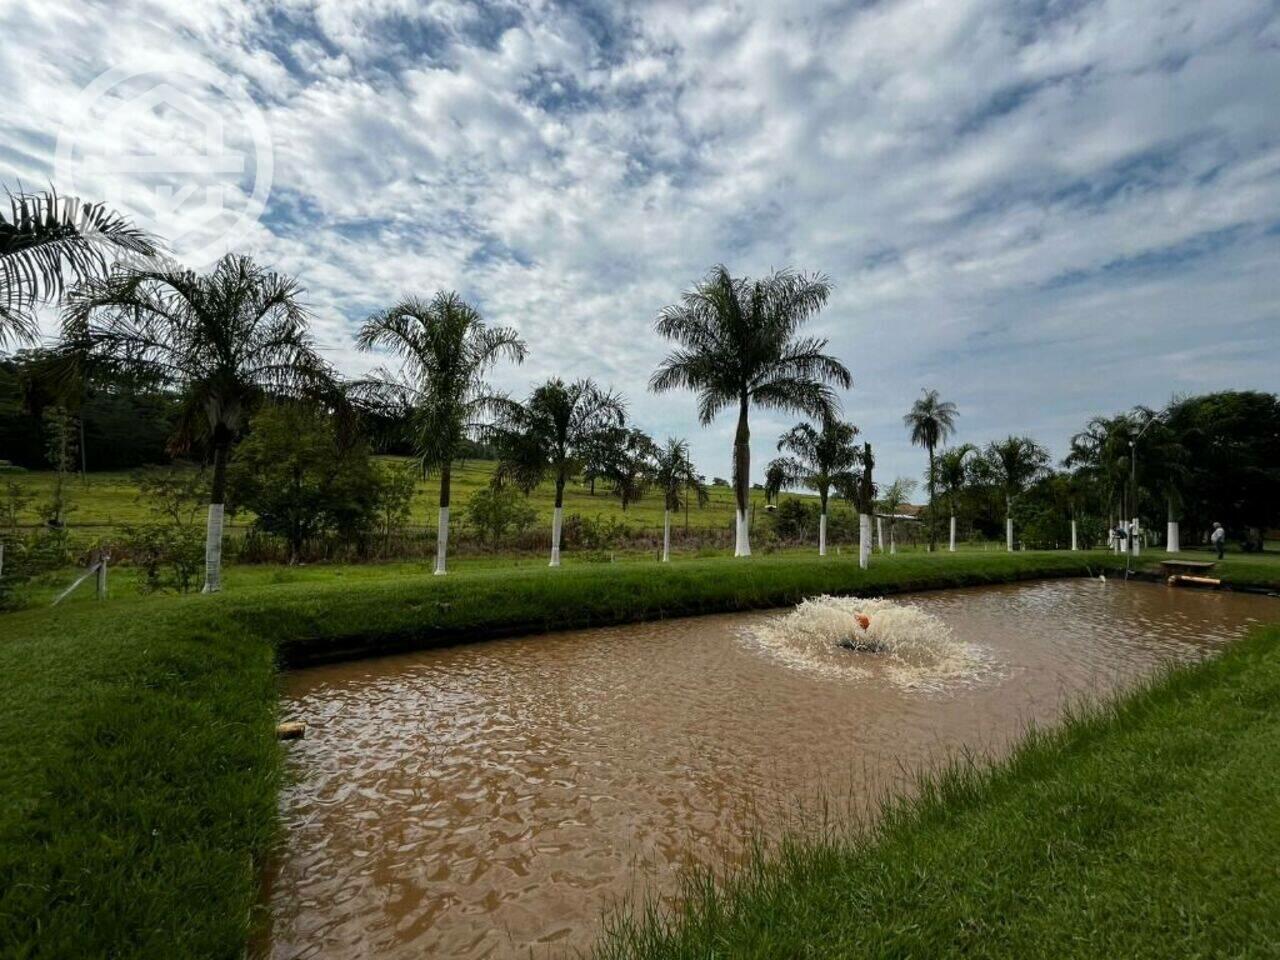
[6,458,789,532]
[1,549,1276,958]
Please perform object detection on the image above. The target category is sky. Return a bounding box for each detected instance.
[3,0,1278,486]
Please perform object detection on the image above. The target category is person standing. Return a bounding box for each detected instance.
[1211,522,1226,559]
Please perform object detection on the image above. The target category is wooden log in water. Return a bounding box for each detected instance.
[276,721,306,740]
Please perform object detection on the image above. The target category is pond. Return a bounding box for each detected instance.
[259,579,1274,959]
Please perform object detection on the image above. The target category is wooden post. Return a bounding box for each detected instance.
[96,555,107,600]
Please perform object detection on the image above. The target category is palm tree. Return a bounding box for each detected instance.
[983,435,1050,551]
[650,265,851,557]
[763,460,787,506]
[62,254,325,592]
[605,428,658,512]
[878,476,917,554]
[767,416,860,556]
[493,377,625,566]
[903,389,958,551]
[1066,413,1135,551]
[653,437,709,562]
[355,291,526,576]
[934,443,975,552]
[2,189,154,348]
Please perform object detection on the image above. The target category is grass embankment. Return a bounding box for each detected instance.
[597,620,1280,960]
[1,549,1272,958]
[0,552,1116,957]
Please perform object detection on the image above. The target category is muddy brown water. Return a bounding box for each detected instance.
[260,579,1275,959]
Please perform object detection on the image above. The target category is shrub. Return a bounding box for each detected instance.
[464,485,537,549]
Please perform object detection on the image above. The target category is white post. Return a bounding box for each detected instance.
[1167,520,1180,553]
[889,526,896,555]
[1132,517,1141,558]
[818,511,827,557]
[1071,519,1078,551]
[549,506,563,566]
[96,555,107,599]
[734,509,752,557]
[949,515,957,552]
[202,503,224,594]
[662,509,671,563]
[859,513,871,569]
[434,506,449,575]
[876,516,884,552]
[1006,516,1014,552]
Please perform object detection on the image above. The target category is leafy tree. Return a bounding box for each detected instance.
[355,291,525,575]
[650,264,851,558]
[934,443,975,551]
[463,485,537,550]
[1164,391,1280,549]
[1,189,154,349]
[370,461,417,558]
[62,254,326,592]
[227,403,380,564]
[903,388,958,550]
[1066,412,1135,529]
[766,416,859,556]
[493,377,625,566]
[652,437,708,560]
[981,435,1050,551]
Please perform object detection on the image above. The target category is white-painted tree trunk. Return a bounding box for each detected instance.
[1167,520,1180,553]
[876,517,884,552]
[434,506,449,575]
[662,509,671,563]
[202,503,224,594]
[549,506,563,566]
[949,515,957,552]
[818,512,827,557]
[859,514,871,569]
[1005,516,1014,552]
[1071,519,1078,551]
[1132,518,1141,557]
[889,526,896,555]
[734,509,752,557]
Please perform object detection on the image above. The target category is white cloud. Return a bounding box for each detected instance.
[2,0,1278,488]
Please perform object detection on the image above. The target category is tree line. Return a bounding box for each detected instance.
[2,189,1276,597]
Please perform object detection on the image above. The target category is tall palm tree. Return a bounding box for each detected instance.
[653,437,708,562]
[767,416,860,556]
[650,264,851,557]
[934,443,975,552]
[355,291,526,576]
[2,189,154,348]
[493,377,625,566]
[62,254,325,592]
[983,435,1050,552]
[903,388,958,551]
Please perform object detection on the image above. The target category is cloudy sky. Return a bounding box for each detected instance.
[3,0,1278,484]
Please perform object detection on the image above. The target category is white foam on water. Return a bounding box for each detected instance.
[742,595,990,691]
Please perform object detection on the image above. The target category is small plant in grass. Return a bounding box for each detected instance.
[121,464,208,593]
[1,478,33,533]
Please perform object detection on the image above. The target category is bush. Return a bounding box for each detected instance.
[463,485,537,549]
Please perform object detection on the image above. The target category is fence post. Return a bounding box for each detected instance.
[96,555,108,600]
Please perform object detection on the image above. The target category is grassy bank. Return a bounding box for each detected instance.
[596,620,1280,960]
[2,549,1271,958]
